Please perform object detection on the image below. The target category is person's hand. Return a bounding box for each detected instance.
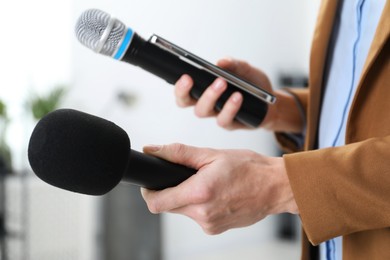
[141,143,298,235]
[175,58,274,130]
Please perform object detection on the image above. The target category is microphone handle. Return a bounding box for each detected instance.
[122,34,268,127]
[125,150,196,190]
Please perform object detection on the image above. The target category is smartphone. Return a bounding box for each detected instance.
[149,35,276,105]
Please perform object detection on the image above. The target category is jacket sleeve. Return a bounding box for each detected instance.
[283,135,390,245]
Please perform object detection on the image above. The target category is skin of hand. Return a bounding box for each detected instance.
[174,57,304,133]
[141,143,299,235]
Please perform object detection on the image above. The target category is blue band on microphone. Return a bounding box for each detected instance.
[114,28,133,60]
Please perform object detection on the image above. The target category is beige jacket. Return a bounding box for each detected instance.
[277,1,390,259]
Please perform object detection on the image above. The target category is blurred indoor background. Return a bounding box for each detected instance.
[0,0,320,259]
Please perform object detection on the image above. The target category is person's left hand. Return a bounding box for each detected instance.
[141,143,298,235]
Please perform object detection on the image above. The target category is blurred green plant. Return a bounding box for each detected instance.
[27,85,66,120]
[0,99,12,173]
[0,100,6,118]
[0,85,67,173]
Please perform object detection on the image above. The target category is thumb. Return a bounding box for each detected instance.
[143,143,214,170]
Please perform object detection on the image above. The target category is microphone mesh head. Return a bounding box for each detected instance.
[75,9,126,56]
[28,109,131,195]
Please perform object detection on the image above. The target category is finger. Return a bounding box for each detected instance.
[168,205,231,235]
[175,74,196,107]
[216,92,244,129]
[141,187,178,213]
[194,78,227,118]
[141,144,216,212]
[140,185,193,213]
[143,143,214,170]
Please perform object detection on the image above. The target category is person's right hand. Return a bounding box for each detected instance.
[174,58,274,130]
[141,143,298,235]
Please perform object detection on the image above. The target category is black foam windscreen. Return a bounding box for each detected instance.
[28,109,131,195]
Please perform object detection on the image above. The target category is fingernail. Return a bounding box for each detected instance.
[231,92,242,103]
[212,78,225,91]
[179,75,191,89]
[144,145,162,153]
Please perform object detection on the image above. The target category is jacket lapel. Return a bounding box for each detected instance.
[306,0,340,150]
[346,0,390,135]
[359,0,390,79]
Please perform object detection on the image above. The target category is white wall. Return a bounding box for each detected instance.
[0,0,73,171]
[0,1,100,259]
[71,1,320,259]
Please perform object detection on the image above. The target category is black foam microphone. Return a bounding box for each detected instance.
[27,109,196,196]
[75,9,275,128]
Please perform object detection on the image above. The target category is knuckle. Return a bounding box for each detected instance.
[201,224,223,235]
[216,117,233,129]
[175,88,190,99]
[244,149,259,160]
[191,205,214,225]
[170,143,186,154]
[146,201,160,214]
[195,207,211,223]
[193,108,200,117]
[194,106,207,118]
[216,118,228,128]
[141,189,161,214]
[176,98,190,108]
[167,143,188,161]
[192,185,213,204]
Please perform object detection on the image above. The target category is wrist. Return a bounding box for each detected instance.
[267,157,299,215]
[260,90,305,133]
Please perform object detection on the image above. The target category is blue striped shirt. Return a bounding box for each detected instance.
[318,0,386,259]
